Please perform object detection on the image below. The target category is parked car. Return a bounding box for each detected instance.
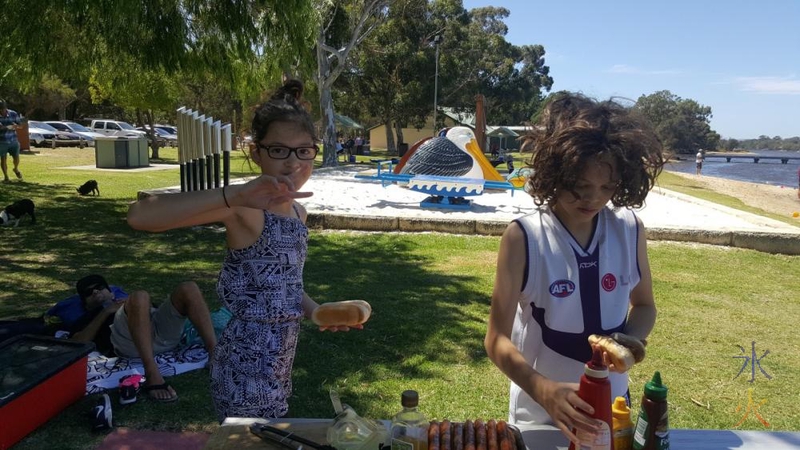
[27,124,55,148]
[45,121,105,146]
[89,119,147,138]
[137,125,178,147]
[28,121,87,148]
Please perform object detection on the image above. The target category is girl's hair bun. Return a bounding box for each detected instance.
[273,79,304,102]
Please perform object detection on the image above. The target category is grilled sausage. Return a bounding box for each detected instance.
[453,422,463,450]
[487,420,498,450]
[429,421,440,450]
[475,420,487,450]
[497,421,511,450]
[440,420,452,450]
[464,420,475,450]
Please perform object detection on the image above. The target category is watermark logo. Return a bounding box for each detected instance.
[730,341,773,429]
[732,341,772,382]
[733,388,770,428]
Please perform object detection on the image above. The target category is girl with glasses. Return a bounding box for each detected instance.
[127,79,364,422]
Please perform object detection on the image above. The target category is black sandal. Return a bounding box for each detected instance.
[143,383,178,403]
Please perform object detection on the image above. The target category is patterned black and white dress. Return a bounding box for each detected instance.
[210,209,308,421]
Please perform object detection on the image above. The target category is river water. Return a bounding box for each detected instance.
[666,150,800,187]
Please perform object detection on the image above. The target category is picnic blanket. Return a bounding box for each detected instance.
[86,343,208,395]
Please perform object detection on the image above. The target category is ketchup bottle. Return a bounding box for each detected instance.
[569,347,613,450]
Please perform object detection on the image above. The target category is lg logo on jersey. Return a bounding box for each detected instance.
[602,273,617,292]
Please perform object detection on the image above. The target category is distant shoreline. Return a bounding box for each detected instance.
[664,170,800,219]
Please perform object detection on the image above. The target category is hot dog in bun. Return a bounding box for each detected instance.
[311,300,372,327]
[588,333,646,372]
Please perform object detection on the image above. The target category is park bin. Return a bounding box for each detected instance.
[0,335,95,449]
[15,119,30,151]
[95,136,149,168]
[398,142,409,157]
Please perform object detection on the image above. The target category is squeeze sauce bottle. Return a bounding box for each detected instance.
[632,371,669,450]
[569,347,613,450]
[612,396,634,450]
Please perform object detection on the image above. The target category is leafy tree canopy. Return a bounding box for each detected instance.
[634,90,720,155]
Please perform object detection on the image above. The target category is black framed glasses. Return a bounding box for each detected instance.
[257,144,319,160]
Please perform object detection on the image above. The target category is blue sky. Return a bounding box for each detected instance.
[461,0,800,139]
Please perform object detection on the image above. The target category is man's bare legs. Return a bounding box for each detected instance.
[170,281,217,359]
[123,281,216,401]
[123,290,176,401]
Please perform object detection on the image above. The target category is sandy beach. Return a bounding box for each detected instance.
[300,166,800,235]
[665,171,800,218]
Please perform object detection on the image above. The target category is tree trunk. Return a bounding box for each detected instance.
[385,120,396,155]
[317,35,339,168]
[394,122,405,146]
[137,109,160,160]
[319,87,338,167]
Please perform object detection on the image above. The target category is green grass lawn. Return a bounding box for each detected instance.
[1,147,799,449]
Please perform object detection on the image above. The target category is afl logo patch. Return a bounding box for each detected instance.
[549,279,575,298]
[602,273,617,292]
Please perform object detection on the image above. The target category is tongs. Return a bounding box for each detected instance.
[250,423,338,450]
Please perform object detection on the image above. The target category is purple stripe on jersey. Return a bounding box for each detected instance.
[513,219,530,292]
[632,211,641,278]
[530,242,626,363]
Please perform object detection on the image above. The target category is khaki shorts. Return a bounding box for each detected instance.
[110,299,187,358]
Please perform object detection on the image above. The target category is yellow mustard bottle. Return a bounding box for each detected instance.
[612,396,634,450]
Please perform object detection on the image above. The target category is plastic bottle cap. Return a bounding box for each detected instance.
[401,390,419,408]
[644,371,668,401]
[585,347,609,378]
[612,396,630,418]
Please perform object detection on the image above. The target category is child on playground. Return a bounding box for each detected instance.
[127,79,361,421]
[483,93,665,445]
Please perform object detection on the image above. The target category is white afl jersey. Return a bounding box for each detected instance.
[508,205,641,425]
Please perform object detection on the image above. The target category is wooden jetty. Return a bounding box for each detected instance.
[704,153,800,164]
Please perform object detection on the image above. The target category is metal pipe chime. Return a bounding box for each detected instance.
[176,107,233,192]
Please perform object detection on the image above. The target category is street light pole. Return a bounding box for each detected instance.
[432,34,443,136]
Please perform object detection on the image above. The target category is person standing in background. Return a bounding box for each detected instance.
[0,99,23,182]
[355,135,363,155]
[695,149,704,176]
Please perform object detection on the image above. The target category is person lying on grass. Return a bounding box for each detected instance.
[44,274,217,403]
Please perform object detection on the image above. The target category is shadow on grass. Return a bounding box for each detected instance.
[3,182,495,447]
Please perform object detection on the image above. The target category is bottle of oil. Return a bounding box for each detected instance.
[391,390,428,450]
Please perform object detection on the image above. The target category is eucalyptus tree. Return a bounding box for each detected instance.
[315,0,392,167]
[434,5,553,127]
[635,90,720,154]
[337,0,432,154]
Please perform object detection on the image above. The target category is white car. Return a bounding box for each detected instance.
[28,121,88,148]
[45,121,105,146]
[27,125,55,147]
[90,119,147,138]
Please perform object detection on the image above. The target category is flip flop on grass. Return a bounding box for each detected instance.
[143,383,178,403]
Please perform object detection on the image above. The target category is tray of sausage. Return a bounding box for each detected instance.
[428,419,525,450]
